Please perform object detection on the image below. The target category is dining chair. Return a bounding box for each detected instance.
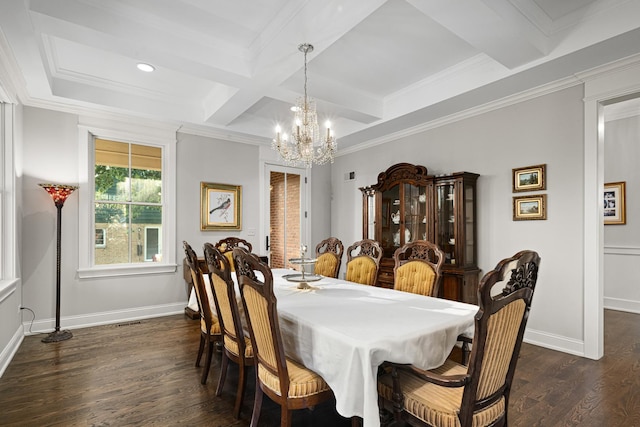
[183,241,222,385]
[215,237,252,272]
[378,250,541,427]
[345,239,382,286]
[392,240,444,297]
[202,243,254,419]
[314,237,344,278]
[232,247,334,427]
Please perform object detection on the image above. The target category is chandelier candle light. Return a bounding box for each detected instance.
[272,43,336,167]
[39,183,78,343]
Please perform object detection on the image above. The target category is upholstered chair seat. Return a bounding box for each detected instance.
[258,359,331,398]
[378,352,506,427]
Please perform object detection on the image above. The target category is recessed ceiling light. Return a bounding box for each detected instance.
[136,63,155,72]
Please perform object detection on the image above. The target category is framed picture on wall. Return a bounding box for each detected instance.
[604,181,626,225]
[513,194,547,221]
[200,182,242,230]
[512,164,546,192]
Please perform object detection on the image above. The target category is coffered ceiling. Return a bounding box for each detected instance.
[1,0,640,152]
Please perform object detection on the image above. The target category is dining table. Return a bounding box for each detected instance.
[261,268,479,427]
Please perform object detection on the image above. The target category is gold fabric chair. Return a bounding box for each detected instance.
[393,240,444,297]
[215,237,252,272]
[314,237,344,278]
[203,243,254,419]
[378,250,541,427]
[345,239,382,286]
[183,241,222,385]
[232,247,334,427]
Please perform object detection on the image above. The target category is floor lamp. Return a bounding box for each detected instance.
[39,183,78,343]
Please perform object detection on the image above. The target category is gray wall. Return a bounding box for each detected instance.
[331,85,586,349]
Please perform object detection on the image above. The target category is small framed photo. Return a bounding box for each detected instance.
[201,182,242,231]
[513,194,547,221]
[604,181,626,225]
[513,164,546,192]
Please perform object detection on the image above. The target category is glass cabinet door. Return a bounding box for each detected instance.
[403,183,428,244]
[464,182,475,265]
[380,185,401,257]
[436,182,456,265]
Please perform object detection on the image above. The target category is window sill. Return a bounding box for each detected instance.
[78,263,177,279]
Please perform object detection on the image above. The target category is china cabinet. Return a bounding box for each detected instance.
[360,163,479,303]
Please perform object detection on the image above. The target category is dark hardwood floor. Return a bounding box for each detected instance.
[1,309,639,426]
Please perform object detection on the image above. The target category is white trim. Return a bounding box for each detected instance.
[0,278,17,304]
[604,297,640,314]
[24,302,185,335]
[604,245,640,256]
[582,56,640,360]
[77,263,176,279]
[523,328,585,357]
[1,103,16,280]
[77,117,177,278]
[0,326,23,378]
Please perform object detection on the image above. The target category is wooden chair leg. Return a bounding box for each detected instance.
[233,361,248,419]
[195,333,205,367]
[200,337,213,385]
[351,416,362,426]
[281,408,292,427]
[216,352,229,396]
[250,382,263,427]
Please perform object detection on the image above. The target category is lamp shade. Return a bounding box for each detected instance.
[39,184,78,207]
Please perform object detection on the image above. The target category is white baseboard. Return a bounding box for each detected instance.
[0,326,24,378]
[24,302,187,335]
[604,297,640,314]
[523,328,585,357]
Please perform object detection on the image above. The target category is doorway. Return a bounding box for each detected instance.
[583,60,640,360]
[265,164,307,268]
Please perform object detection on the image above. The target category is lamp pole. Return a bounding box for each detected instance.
[39,184,78,343]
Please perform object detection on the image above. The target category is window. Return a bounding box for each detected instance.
[94,138,162,265]
[77,118,176,278]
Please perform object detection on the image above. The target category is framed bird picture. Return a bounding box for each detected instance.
[200,182,242,230]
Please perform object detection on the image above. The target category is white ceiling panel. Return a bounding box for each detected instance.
[1,0,639,152]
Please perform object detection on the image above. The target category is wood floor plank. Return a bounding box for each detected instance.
[1,310,639,426]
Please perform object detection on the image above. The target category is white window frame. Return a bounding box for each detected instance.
[0,102,18,304]
[77,117,177,278]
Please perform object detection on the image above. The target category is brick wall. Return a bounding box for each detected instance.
[269,172,301,268]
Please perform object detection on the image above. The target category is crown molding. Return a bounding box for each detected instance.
[337,75,582,157]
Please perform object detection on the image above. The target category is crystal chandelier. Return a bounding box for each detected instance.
[272,43,336,168]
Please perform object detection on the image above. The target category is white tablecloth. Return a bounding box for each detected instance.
[269,269,477,427]
[191,268,477,426]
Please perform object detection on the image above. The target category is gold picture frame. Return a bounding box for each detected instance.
[513,164,546,192]
[513,194,546,221]
[604,181,626,225]
[200,182,242,231]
